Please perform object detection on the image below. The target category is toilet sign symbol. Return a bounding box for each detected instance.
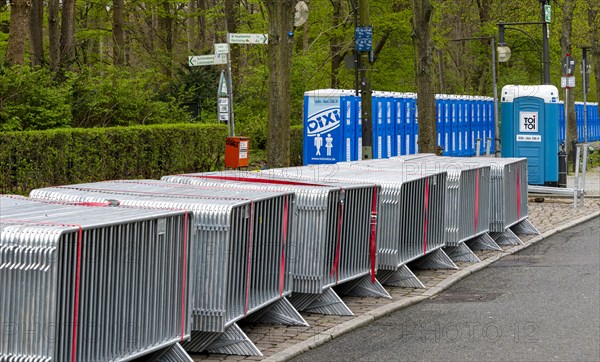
[325,133,333,156]
[315,133,323,155]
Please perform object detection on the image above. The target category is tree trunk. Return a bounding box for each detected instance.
[225,0,240,89]
[589,4,600,101]
[560,0,576,169]
[29,0,44,66]
[158,1,173,77]
[302,0,309,53]
[187,0,197,52]
[264,0,295,167]
[60,0,76,68]
[48,0,60,70]
[197,0,208,51]
[113,0,126,66]
[330,0,343,88]
[412,0,436,153]
[5,0,31,65]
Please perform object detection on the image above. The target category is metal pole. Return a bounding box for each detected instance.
[582,47,589,144]
[351,0,360,97]
[227,53,235,136]
[359,0,372,160]
[491,37,500,157]
[540,0,551,84]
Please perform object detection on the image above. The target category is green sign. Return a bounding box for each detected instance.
[544,4,551,23]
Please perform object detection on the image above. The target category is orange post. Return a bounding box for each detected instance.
[225,137,250,168]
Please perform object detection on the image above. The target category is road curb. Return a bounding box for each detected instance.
[265,212,600,362]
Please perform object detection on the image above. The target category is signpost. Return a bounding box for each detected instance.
[227,33,268,44]
[188,33,267,138]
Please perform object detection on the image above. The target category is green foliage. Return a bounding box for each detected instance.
[0,66,72,131]
[290,125,303,166]
[0,123,228,194]
[71,67,190,127]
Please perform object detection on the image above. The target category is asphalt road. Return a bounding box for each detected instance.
[291,217,600,362]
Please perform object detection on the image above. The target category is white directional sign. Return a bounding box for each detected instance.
[214,43,230,54]
[227,33,268,44]
[188,54,227,67]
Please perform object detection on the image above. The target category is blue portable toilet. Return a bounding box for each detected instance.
[303,89,358,165]
[439,94,451,155]
[448,95,459,156]
[558,101,565,143]
[486,96,496,154]
[372,91,385,159]
[403,93,417,155]
[356,94,363,160]
[501,85,560,186]
[435,94,444,151]
[392,92,404,156]
[383,92,395,158]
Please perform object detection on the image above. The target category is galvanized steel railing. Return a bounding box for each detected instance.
[260,165,456,289]
[30,180,306,356]
[0,195,191,362]
[162,172,390,316]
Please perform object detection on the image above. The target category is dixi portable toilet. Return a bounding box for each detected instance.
[501,85,560,186]
[303,89,357,165]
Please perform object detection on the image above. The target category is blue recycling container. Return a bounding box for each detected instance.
[501,85,560,186]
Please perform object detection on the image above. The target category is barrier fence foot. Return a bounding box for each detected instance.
[377,265,426,288]
[246,297,308,326]
[146,343,193,362]
[411,249,458,270]
[444,243,481,263]
[182,324,263,356]
[336,275,392,299]
[490,228,524,246]
[467,233,503,251]
[511,218,540,235]
[288,288,354,316]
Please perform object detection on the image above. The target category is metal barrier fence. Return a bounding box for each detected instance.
[259,165,455,289]
[340,156,493,262]
[162,172,390,316]
[456,157,539,245]
[0,195,191,362]
[30,180,306,356]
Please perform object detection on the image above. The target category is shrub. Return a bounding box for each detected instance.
[0,123,228,194]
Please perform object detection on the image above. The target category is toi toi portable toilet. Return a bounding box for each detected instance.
[501,85,560,186]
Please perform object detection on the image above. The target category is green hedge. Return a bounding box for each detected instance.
[290,125,303,166]
[0,123,228,194]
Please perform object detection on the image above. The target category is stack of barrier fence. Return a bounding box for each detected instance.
[30,180,306,357]
[464,157,540,245]
[342,156,496,260]
[260,165,454,289]
[0,195,192,362]
[162,172,390,316]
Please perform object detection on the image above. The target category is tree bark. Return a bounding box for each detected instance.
[225,0,240,89]
[264,0,295,167]
[330,0,343,88]
[6,0,31,65]
[158,1,173,77]
[60,0,76,68]
[589,4,600,102]
[113,0,126,66]
[411,0,436,153]
[48,0,60,70]
[560,0,576,168]
[29,0,44,66]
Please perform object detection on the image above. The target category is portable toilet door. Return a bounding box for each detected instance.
[404,93,416,155]
[384,92,395,158]
[356,95,363,160]
[392,92,404,156]
[303,89,347,165]
[435,94,444,152]
[501,85,560,186]
[558,101,565,143]
[340,90,357,161]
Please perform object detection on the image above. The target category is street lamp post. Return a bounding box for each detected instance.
[540,0,551,84]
